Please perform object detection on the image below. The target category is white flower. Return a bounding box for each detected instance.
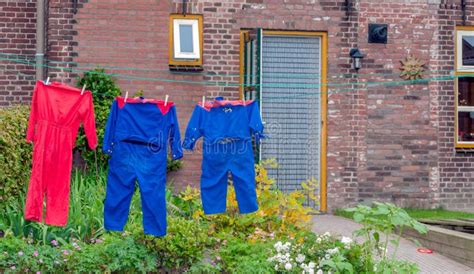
[341,236,353,245]
[296,254,305,263]
[327,247,339,255]
[316,237,322,243]
[323,232,331,237]
[309,262,316,268]
[316,269,323,274]
[285,263,292,270]
[308,269,314,274]
[275,265,279,271]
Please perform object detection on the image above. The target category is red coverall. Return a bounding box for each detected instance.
[25,81,98,226]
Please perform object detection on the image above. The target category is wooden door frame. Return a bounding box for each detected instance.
[239,30,328,212]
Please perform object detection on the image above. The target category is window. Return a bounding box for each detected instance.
[456,27,474,148]
[169,14,203,67]
[457,78,474,145]
[456,30,474,71]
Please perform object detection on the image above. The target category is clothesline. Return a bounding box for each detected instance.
[0,51,445,78]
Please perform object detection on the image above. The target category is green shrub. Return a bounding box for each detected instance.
[75,68,121,169]
[137,216,214,271]
[217,236,274,273]
[0,233,156,273]
[0,105,32,211]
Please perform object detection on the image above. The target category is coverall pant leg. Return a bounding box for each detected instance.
[230,140,258,214]
[200,140,258,214]
[104,141,167,236]
[25,123,74,226]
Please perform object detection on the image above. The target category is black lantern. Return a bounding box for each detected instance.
[349,48,364,70]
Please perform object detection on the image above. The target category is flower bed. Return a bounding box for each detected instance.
[0,160,427,273]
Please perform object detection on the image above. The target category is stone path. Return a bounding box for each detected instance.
[311,215,474,274]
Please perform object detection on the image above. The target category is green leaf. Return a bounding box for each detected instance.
[354,212,364,223]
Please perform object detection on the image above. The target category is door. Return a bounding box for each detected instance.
[240,30,327,211]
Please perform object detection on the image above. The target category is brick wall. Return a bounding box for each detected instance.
[437,0,474,210]
[0,0,37,105]
[1,0,473,211]
[355,0,440,208]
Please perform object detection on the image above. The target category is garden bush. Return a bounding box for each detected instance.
[75,68,121,169]
[0,105,32,212]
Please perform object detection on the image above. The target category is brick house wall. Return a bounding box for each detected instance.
[0,0,37,105]
[0,0,472,211]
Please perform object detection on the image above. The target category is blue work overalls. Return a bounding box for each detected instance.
[183,98,264,214]
[103,97,183,236]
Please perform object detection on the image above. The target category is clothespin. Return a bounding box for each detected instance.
[164,94,169,106]
[201,96,205,107]
[44,77,50,85]
[81,84,86,95]
[124,91,129,103]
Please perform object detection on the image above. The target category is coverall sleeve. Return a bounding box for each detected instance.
[168,106,183,160]
[81,92,98,150]
[182,106,203,151]
[102,99,118,155]
[26,82,39,143]
[247,101,265,145]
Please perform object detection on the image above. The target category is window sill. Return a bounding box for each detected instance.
[169,64,203,72]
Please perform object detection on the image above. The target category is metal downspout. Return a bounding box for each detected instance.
[35,0,45,81]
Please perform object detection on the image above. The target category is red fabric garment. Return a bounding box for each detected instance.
[25,81,98,226]
[199,99,253,111]
[115,96,174,114]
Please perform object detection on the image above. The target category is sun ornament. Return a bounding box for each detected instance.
[400,55,425,80]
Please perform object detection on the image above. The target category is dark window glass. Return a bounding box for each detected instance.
[462,35,474,66]
[458,112,474,142]
[458,77,474,106]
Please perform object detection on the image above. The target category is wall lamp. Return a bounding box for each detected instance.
[349,48,364,70]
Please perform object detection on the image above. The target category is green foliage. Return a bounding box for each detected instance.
[403,207,474,220]
[0,170,108,244]
[0,105,32,212]
[345,202,428,273]
[216,236,274,273]
[0,159,427,273]
[0,233,156,273]
[137,216,213,271]
[167,156,183,172]
[75,68,121,169]
[336,206,474,221]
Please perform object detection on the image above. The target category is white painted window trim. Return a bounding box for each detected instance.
[173,19,200,59]
[456,30,474,72]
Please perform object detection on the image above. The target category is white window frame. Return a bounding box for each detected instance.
[456,30,474,72]
[173,19,200,60]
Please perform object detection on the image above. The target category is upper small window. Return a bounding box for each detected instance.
[169,14,203,68]
[456,30,474,71]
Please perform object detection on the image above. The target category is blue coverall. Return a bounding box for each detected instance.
[183,98,264,214]
[103,97,183,236]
